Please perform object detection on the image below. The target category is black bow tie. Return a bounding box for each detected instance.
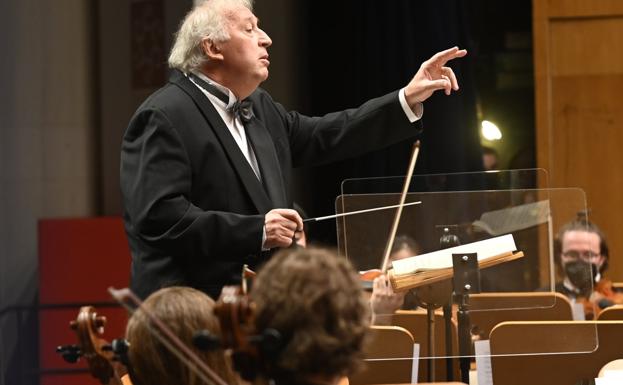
[189,73,254,123]
[229,100,254,123]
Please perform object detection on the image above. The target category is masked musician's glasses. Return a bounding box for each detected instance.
[562,250,601,261]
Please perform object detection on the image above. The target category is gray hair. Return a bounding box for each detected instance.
[168,0,253,72]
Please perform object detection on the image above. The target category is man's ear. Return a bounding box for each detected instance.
[202,39,224,61]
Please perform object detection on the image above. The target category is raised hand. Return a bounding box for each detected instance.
[404,46,467,106]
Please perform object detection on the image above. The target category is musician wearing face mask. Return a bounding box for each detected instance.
[553,217,620,318]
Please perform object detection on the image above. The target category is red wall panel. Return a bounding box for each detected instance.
[38,217,131,385]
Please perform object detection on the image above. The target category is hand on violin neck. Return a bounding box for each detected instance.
[263,208,303,249]
[370,274,405,325]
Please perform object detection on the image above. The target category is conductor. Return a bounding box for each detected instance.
[120,0,467,299]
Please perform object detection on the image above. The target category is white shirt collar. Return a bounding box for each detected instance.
[189,71,239,109]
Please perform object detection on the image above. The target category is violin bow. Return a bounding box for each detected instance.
[380,141,421,273]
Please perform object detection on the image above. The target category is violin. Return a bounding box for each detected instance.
[214,285,263,380]
[200,266,282,381]
[56,306,131,385]
[595,278,623,304]
[359,269,384,282]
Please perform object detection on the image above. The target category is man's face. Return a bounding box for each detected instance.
[219,5,272,89]
[390,247,417,262]
[560,230,604,271]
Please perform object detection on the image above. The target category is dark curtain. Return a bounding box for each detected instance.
[299,0,483,245]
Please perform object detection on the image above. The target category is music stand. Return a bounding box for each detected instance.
[336,171,599,381]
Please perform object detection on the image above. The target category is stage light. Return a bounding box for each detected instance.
[481,120,502,141]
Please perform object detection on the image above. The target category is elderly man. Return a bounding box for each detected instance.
[121,0,467,299]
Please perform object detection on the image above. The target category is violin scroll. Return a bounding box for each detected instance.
[196,285,282,381]
[56,306,128,385]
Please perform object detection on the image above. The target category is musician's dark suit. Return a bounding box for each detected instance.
[121,69,419,299]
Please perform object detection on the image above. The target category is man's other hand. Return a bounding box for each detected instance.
[264,208,304,249]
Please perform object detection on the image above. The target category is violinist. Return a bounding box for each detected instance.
[120,0,468,301]
[553,217,622,318]
[125,286,239,385]
[370,235,421,324]
[250,248,369,385]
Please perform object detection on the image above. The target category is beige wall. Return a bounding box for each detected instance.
[97,0,192,215]
[0,0,97,377]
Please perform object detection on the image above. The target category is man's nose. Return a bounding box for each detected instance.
[259,28,272,47]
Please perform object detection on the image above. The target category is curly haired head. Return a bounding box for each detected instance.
[126,286,237,385]
[251,247,370,384]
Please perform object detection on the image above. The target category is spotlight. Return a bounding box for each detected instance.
[481,120,502,141]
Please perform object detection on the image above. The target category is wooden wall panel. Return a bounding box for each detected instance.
[534,1,623,281]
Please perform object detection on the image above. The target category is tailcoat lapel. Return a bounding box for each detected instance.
[245,117,288,208]
[170,71,273,213]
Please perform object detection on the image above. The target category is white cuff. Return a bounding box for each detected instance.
[399,87,423,123]
[261,225,269,251]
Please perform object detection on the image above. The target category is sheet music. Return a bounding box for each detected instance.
[595,378,622,385]
[571,300,586,321]
[474,339,493,385]
[472,200,550,236]
[391,234,517,276]
[411,343,419,383]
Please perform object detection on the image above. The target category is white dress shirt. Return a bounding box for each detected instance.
[189,72,262,180]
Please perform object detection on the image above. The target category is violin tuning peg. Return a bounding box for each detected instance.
[111,339,131,367]
[101,344,112,352]
[56,344,81,363]
[94,315,107,329]
[259,328,283,359]
[192,330,221,351]
[69,320,78,330]
[111,339,130,354]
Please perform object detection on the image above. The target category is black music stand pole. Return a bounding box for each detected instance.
[439,227,460,381]
[452,252,481,384]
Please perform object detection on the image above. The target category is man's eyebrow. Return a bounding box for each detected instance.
[242,15,258,24]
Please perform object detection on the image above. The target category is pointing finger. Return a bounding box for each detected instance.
[428,46,467,66]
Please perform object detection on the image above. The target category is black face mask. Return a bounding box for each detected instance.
[564,260,598,296]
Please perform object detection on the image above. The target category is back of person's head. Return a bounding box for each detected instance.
[125,286,237,385]
[168,0,253,72]
[390,234,420,262]
[251,247,370,385]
